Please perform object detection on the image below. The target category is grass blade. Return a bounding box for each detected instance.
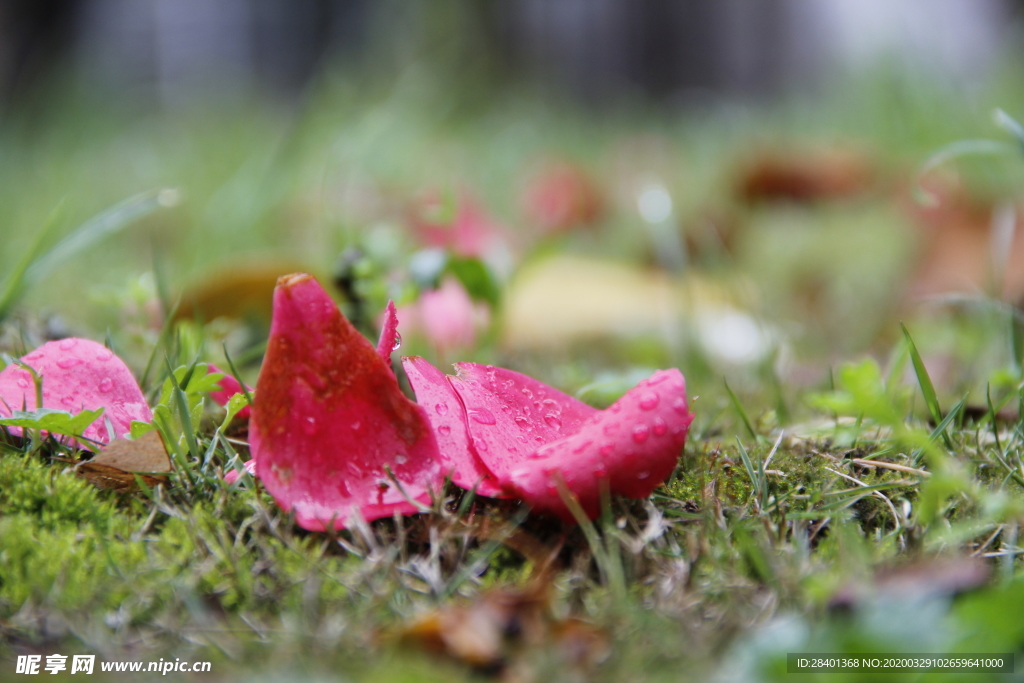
[725,379,758,441]
[901,323,951,449]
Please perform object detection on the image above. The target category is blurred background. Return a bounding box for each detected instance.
[3,0,1024,424]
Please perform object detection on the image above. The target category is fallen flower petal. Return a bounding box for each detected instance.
[0,338,153,445]
[503,369,693,521]
[405,358,692,522]
[403,356,504,497]
[248,273,445,530]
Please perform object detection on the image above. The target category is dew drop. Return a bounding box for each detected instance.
[469,408,496,425]
[23,352,42,362]
[595,464,608,478]
[521,387,534,399]
[302,416,317,435]
[517,435,528,444]
[639,392,660,410]
[395,454,408,465]
[632,424,649,444]
[435,403,449,416]
[603,423,619,436]
[572,440,592,454]
[515,416,530,429]
[351,421,361,431]
[473,437,489,452]
[543,413,562,429]
[610,403,622,413]
[652,417,668,436]
[599,444,614,457]
[16,378,29,389]
[96,349,114,362]
[534,436,544,443]
[541,398,559,410]
[672,397,688,414]
[57,357,82,369]
[438,425,451,436]
[59,338,77,351]
[98,378,114,393]
[61,396,75,406]
[501,404,512,415]
[392,332,403,351]
[637,471,650,480]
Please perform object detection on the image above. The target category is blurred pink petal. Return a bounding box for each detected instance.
[224,459,257,485]
[0,338,152,446]
[207,363,252,420]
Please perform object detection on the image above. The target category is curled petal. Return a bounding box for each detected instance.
[0,338,152,446]
[402,356,505,497]
[376,300,401,365]
[249,274,445,530]
[505,369,693,522]
[446,362,597,485]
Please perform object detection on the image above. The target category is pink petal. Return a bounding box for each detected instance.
[402,356,505,497]
[248,274,445,530]
[224,459,257,484]
[376,300,401,365]
[207,364,252,420]
[445,362,598,485]
[504,369,693,522]
[0,338,153,446]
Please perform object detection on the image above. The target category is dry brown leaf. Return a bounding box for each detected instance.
[736,147,875,204]
[76,429,171,491]
[399,584,608,673]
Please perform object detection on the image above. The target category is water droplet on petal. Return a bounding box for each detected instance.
[435,403,449,416]
[98,378,114,393]
[515,416,530,429]
[595,464,608,478]
[302,416,317,435]
[57,357,82,369]
[543,413,562,429]
[632,424,649,444]
[469,408,496,425]
[639,392,660,410]
[59,338,77,351]
[473,437,489,452]
[16,378,29,389]
[603,423,619,436]
[96,349,114,362]
[391,332,403,351]
[672,397,688,414]
[395,454,408,465]
[652,416,668,436]
[23,352,42,362]
[61,396,75,406]
[521,387,534,399]
[438,424,451,436]
[351,421,361,431]
[637,471,650,480]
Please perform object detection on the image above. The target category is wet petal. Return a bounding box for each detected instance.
[248,274,445,530]
[376,300,401,365]
[224,459,257,485]
[402,356,505,497]
[447,362,597,485]
[0,338,153,445]
[505,369,693,522]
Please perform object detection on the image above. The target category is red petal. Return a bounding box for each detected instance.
[505,369,692,521]
[0,338,152,446]
[376,300,400,365]
[446,362,598,486]
[207,364,252,420]
[248,274,445,530]
[402,356,506,497]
